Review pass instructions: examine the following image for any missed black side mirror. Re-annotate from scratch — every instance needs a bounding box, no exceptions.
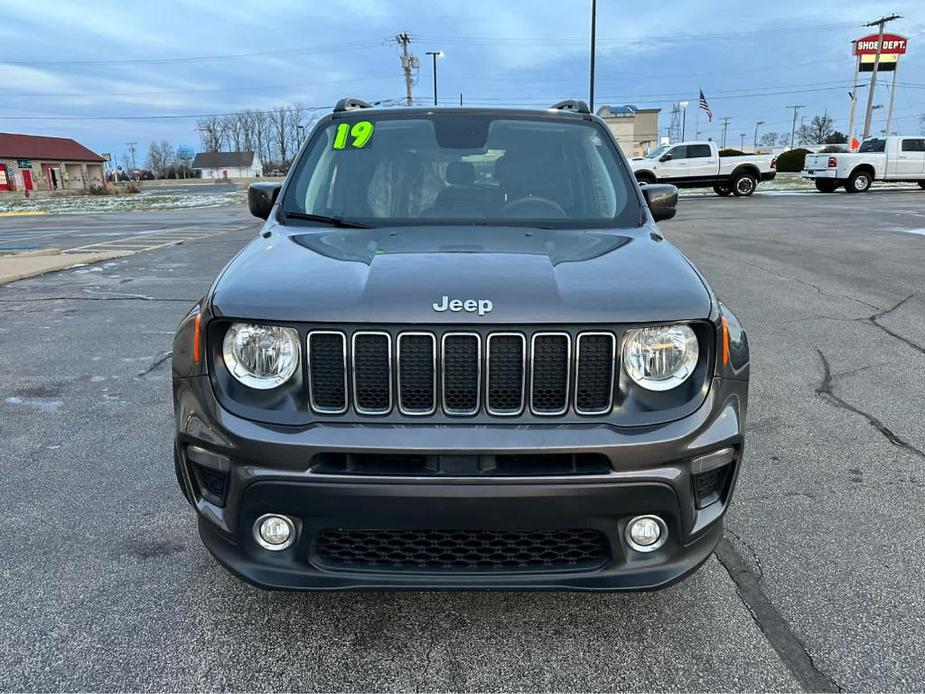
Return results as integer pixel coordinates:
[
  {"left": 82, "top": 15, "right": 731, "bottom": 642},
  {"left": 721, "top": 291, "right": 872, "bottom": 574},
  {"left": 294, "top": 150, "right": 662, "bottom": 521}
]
[
  {"left": 659, "top": 153, "right": 672, "bottom": 162},
  {"left": 248, "top": 182, "right": 282, "bottom": 220},
  {"left": 642, "top": 183, "right": 678, "bottom": 222}
]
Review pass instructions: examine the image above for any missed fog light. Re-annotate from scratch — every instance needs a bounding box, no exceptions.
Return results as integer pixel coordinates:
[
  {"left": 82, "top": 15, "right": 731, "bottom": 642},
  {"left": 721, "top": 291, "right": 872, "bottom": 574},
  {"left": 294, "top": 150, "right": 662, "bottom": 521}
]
[
  {"left": 254, "top": 514, "right": 296, "bottom": 551},
  {"left": 625, "top": 515, "right": 667, "bottom": 552}
]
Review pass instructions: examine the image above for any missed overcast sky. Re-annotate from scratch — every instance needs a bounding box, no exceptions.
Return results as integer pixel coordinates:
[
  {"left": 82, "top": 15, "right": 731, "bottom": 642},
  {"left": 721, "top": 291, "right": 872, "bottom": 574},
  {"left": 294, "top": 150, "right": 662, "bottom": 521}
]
[{"left": 0, "top": 0, "right": 922, "bottom": 161}]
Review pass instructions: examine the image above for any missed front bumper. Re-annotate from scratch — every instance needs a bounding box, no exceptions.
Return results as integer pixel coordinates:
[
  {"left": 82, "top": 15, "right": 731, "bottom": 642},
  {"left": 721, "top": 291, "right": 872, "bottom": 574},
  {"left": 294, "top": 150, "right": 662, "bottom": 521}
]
[{"left": 175, "top": 375, "right": 747, "bottom": 591}]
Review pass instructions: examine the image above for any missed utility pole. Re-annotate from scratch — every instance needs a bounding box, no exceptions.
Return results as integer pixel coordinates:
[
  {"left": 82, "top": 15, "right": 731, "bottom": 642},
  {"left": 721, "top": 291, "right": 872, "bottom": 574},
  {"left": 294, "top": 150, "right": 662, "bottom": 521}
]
[
  {"left": 396, "top": 32, "right": 415, "bottom": 107},
  {"left": 753, "top": 121, "right": 765, "bottom": 150},
  {"left": 125, "top": 142, "right": 137, "bottom": 170},
  {"left": 739, "top": 133, "right": 746, "bottom": 150},
  {"left": 679, "top": 101, "right": 688, "bottom": 141},
  {"left": 589, "top": 0, "right": 597, "bottom": 111},
  {"left": 719, "top": 117, "right": 731, "bottom": 149},
  {"left": 786, "top": 105, "right": 803, "bottom": 149},
  {"left": 862, "top": 14, "right": 902, "bottom": 139},
  {"left": 425, "top": 51, "right": 443, "bottom": 106}
]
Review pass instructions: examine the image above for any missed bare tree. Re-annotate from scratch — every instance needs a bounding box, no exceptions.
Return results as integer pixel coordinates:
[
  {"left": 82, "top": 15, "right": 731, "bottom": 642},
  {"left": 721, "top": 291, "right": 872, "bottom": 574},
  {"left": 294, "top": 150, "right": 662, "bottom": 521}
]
[
  {"left": 197, "top": 116, "right": 227, "bottom": 152},
  {"left": 758, "top": 132, "right": 779, "bottom": 147},
  {"left": 145, "top": 140, "right": 174, "bottom": 178},
  {"left": 224, "top": 113, "right": 248, "bottom": 152},
  {"left": 251, "top": 110, "right": 273, "bottom": 172},
  {"left": 270, "top": 106, "right": 290, "bottom": 163},
  {"left": 797, "top": 114, "right": 835, "bottom": 145}
]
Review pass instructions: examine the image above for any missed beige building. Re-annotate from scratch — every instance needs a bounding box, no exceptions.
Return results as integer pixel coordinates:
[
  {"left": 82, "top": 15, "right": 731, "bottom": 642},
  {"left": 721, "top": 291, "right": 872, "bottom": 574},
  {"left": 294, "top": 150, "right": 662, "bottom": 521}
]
[
  {"left": 0, "top": 133, "right": 106, "bottom": 193},
  {"left": 596, "top": 106, "right": 661, "bottom": 158}
]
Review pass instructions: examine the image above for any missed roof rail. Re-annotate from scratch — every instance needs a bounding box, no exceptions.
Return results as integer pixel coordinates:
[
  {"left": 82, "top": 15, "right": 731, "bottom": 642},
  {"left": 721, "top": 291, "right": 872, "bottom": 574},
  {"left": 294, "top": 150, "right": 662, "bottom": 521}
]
[
  {"left": 550, "top": 99, "right": 591, "bottom": 115},
  {"left": 333, "top": 97, "right": 374, "bottom": 113}
]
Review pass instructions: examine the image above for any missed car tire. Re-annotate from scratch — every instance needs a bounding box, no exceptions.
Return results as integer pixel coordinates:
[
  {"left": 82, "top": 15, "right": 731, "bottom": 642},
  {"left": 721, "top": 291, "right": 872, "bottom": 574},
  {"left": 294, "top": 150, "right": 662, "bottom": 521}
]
[
  {"left": 845, "top": 170, "right": 872, "bottom": 193},
  {"left": 731, "top": 172, "right": 757, "bottom": 196},
  {"left": 713, "top": 183, "right": 732, "bottom": 197},
  {"left": 815, "top": 179, "right": 838, "bottom": 193}
]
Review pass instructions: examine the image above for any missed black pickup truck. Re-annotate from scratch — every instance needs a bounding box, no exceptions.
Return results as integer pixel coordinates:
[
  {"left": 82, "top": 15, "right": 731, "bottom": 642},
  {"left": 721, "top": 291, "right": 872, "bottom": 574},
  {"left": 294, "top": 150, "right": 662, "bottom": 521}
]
[{"left": 172, "top": 99, "right": 750, "bottom": 591}]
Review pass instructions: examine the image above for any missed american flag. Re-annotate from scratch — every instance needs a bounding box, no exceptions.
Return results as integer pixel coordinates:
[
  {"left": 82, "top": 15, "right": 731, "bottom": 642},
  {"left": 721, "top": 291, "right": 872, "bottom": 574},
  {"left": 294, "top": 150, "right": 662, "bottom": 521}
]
[{"left": 699, "top": 90, "right": 713, "bottom": 122}]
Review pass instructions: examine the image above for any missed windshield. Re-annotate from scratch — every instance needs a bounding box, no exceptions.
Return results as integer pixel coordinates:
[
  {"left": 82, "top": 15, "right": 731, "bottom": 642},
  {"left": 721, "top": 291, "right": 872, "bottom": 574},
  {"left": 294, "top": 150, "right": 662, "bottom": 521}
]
[
  {"left": 282, "top": 113, "right": 641, "bottom": 228},
  {"left": 644, "top": 145, "right": 670, "bottom": 159}
]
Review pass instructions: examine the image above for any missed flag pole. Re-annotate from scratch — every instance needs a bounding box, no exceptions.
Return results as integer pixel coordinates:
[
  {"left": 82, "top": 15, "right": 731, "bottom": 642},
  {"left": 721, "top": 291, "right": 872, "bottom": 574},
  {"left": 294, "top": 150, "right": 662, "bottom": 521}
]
[{"left": 694, "top": 87, "right": 700, "bottom": 141}]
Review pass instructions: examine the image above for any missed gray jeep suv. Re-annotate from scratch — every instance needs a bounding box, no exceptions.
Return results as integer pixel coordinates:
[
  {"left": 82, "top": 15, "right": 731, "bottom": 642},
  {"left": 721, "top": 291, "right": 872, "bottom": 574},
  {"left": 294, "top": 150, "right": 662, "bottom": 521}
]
[{"left": 172, "top": 98, "right": 750, "bottom": 591}]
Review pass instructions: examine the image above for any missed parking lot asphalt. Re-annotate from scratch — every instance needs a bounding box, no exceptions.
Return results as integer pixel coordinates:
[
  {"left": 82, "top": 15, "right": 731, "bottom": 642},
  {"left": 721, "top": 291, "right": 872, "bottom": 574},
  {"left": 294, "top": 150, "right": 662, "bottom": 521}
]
[
  {"left": 1, "top": 189, "right": 924, "bottom": 691},
  {"left": 0, "top": 204, "right": 254, "bottom": 252}
]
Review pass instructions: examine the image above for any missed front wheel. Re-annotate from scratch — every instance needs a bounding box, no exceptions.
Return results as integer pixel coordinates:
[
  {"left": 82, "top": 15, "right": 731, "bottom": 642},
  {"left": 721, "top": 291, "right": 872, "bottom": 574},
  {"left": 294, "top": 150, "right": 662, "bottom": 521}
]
[
  {"left": 713, "top": 183, "right": 732, "bottom": 197},
  {"left": 815, "top": 179, "right": 838, "bottom": 193},
  {"left": 845, "top": 170, "right": 872, "bottom": 193},
  {"left": 731, "top": 172, "right": 758, "bottom": 196}
]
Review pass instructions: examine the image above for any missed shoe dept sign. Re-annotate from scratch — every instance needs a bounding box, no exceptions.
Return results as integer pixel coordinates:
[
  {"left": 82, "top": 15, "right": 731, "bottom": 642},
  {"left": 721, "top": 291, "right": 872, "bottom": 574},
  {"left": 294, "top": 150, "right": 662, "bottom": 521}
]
[{"left": 853, "top": 33, "right": 907, "bottom": 72}]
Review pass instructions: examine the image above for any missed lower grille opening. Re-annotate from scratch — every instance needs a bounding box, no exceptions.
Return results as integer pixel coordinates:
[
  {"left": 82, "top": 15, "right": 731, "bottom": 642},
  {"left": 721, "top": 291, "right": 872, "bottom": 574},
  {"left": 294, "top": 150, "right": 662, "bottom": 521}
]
[
  {"left": 190, "top": 463, "right": 228, "bottom": 506},
  {"left": 311, "top": 452, "right": 611, "bottom": 476},
  {"left": 693, "top": 464, "right": 732, "bottom": 509},
  {"left": 313, "top": 528, "right": 610, "bottom": 573}
]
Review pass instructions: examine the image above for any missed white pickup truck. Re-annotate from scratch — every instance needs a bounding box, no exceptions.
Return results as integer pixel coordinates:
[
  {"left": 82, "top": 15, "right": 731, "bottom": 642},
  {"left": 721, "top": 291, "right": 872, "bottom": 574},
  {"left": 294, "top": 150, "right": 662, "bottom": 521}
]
[
  {"left": 802, "top": 136, "right": 925, "bottom": 193},
  {"left": 630, "top": 141, "right": 777, "bottom": 197}
]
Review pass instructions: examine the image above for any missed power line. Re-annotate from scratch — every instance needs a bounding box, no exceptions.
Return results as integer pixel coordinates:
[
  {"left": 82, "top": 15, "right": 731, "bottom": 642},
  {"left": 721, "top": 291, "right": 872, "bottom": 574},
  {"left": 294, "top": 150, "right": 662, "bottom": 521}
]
[
  {"left": 1, "top": 39, "right": 386, "bottom": 66},
  {"left": 0, "top": 100, "right": 406, "bottom": 122},
  {"left": 413, "top": 21, "right": 860, "bottom": 46}
]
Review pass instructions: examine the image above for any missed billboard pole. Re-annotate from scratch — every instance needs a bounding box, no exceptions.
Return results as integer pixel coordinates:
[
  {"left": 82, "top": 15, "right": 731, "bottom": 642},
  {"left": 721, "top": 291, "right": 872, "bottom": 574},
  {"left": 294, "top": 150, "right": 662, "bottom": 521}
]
[
  {"left": 885, "top": 61, "right": 899, "bottom": 136},
  {"left": 846, "top": 42, "right": 860, "bottom": 148},
  {"left": 862, "top": 15, "right": 902, "bottom": 140}
]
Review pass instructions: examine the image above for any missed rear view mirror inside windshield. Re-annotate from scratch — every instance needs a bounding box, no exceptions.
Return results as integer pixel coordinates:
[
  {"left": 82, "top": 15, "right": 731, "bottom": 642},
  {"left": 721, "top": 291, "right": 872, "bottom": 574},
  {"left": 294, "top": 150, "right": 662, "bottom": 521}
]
[{"left": 434, "top": 117, "right": 490, "bottom": 150}]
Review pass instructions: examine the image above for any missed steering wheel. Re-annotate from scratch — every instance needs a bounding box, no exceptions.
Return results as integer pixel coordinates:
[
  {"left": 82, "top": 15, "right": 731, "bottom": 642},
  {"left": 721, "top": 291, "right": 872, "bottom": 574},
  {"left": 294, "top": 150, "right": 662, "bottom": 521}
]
[{"left": 499, "top": 196, "right": 566, "bottom": 219}]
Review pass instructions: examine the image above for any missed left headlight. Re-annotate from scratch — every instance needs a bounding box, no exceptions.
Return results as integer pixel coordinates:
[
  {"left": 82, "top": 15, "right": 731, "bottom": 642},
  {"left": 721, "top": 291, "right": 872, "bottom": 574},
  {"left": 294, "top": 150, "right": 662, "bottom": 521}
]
[
  {"left": 222, "top": 323, "right": 300, "bottom": 390},
  {"left": 622, "top": 324, "right": 699, "bottom": 391}
]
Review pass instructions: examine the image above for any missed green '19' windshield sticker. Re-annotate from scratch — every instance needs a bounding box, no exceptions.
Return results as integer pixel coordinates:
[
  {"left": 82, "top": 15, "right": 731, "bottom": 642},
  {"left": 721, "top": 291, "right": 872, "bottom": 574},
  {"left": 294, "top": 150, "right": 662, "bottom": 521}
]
[{"left": 332, "top": 121, "right": 374, "bottom": 150}]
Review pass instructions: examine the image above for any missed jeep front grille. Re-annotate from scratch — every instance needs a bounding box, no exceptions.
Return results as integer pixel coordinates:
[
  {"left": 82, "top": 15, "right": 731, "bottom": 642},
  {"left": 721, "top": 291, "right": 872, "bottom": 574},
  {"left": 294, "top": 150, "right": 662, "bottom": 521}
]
[{"left": 306, "top": 329, "right": 616, "bottom": 417}]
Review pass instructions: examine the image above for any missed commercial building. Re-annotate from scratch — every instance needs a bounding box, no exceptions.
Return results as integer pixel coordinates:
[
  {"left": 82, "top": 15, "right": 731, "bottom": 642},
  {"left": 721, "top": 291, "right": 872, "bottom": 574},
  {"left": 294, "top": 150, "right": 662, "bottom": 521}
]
[
  {"left": 595, "top": 105, "right": 661, "bottom": 158},
  {"left": 0, "top": 133, "right": 106, "bottom": 193},
  {"left": 192, "top": 151, "right": 262, "bottom": 179}
]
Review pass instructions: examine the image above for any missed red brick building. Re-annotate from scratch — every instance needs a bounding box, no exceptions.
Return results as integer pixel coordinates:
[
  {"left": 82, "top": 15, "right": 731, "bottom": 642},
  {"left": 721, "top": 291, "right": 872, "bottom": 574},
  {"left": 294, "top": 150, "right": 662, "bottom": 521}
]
[{"left": 0, "top": 133, "right": 106, "bottom": 193}]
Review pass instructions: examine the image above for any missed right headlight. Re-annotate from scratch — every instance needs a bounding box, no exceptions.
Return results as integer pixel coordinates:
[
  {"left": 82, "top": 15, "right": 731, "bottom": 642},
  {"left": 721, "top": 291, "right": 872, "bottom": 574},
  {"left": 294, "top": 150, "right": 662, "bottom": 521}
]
[
  {"left": 622, "top": 324, "right": 699, "bottom": 391},
  {"left": 222, "top": 323, "right": 300, "bottom": 390}
]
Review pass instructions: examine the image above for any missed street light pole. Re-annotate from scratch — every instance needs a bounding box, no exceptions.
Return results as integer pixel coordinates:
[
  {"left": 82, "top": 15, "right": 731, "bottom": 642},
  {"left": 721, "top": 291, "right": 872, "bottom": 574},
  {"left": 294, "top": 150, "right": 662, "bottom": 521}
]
[
  {"left": 425, "top": 51, "right": 444, "bottom": 107},
  {"left": 753, "top": 121, "right": 765, "bottom": 151}
]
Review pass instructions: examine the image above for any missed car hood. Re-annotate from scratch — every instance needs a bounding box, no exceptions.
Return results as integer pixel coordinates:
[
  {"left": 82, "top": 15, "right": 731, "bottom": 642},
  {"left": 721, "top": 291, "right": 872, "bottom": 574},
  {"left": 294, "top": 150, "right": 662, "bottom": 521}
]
[{"left": 210, "top": 225, "right": 713, "bottom": 324}]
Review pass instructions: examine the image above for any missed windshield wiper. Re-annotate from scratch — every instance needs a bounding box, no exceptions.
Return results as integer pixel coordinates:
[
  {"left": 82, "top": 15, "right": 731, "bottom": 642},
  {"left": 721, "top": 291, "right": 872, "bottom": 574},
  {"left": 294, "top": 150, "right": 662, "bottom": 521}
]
[{"left": 282, "top": 211, "right": 371, "bottom": 228}]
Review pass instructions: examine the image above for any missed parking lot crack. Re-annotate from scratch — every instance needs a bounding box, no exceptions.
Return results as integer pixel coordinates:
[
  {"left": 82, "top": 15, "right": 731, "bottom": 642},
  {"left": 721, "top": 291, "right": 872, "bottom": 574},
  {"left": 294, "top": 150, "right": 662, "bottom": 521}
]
[
  {"left": 136, "top": 351, "right": 172, "bottom": 378},
  {"left": 715, "top": 538, "right": 842, "bottom": 692},
  {"left": 0, "top": 295, "right": 194, "bottom": 303},
  {"left": 743, "top": 261, "right": 882, "bottom": 311},
  {"left": 815, "top": 349, "right": 925, "bottom": 460},
  {"left": 724, "top": 527, "right": 763, "bottom": 579},
  {"left": 866, "top": 295, "right": 925, "bottom": 357}
]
